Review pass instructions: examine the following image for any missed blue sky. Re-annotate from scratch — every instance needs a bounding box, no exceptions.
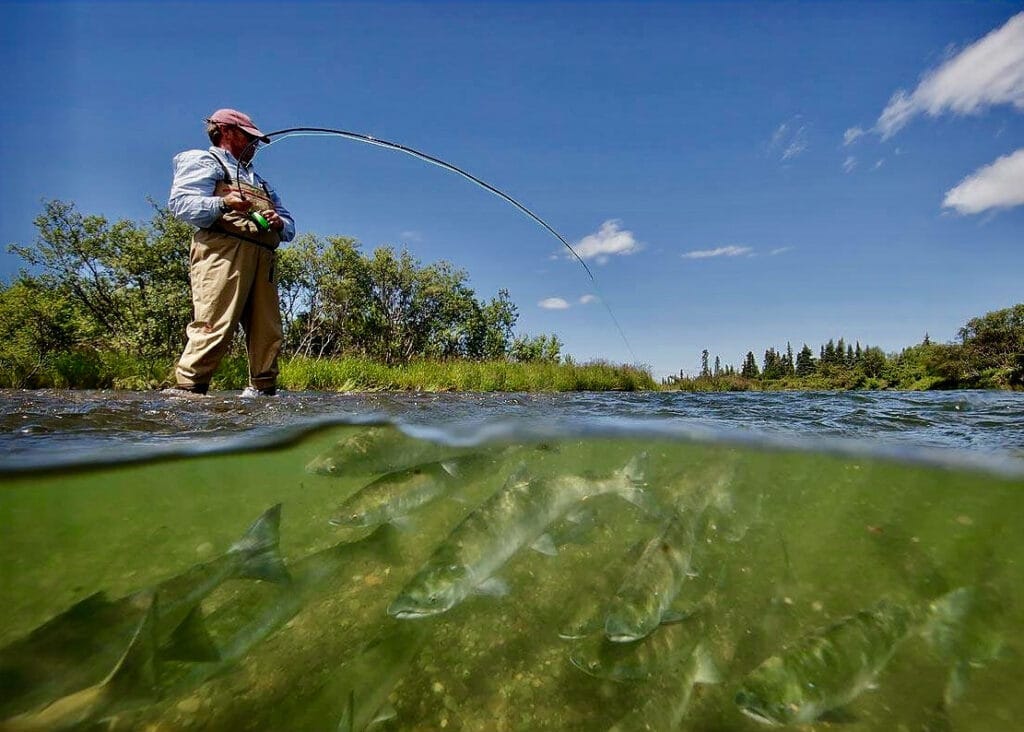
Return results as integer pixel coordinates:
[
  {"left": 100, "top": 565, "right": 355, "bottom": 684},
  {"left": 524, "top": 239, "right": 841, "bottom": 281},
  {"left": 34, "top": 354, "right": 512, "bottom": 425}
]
[{"left": 1, "top": 1, "right": 1022, "bottom": 379}]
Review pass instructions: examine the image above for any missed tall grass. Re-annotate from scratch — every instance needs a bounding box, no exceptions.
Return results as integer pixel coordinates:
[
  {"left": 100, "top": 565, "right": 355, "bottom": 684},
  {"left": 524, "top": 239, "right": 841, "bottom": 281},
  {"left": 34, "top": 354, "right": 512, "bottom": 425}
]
[
  {"left": 0, "top": 350, "right": 656, "bottom": 392},
  {"left": 277, "top": 356, "right": 656, "bottom": 392}
]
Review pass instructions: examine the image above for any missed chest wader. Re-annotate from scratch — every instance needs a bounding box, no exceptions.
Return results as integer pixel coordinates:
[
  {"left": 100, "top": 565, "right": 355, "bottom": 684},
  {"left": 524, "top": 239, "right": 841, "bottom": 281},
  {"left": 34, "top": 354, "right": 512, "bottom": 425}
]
[{"left": 174, "top": 156, "right": 284, "bottom": 392}]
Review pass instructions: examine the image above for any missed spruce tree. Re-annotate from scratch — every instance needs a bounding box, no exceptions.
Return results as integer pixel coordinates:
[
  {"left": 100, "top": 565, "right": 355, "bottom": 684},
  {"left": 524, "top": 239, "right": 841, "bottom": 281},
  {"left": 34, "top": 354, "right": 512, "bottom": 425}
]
[
  {"left": 796, "top": 344, "right": 816, "bottom": 376},
  {"left": 741, "top": 351, "right": 760, "bottom": 379}
]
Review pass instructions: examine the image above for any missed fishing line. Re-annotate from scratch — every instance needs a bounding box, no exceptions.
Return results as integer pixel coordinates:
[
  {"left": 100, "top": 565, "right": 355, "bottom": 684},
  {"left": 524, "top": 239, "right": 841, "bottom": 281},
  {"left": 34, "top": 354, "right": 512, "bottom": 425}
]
[{"left": 236, "top": 127, "right": 638, "bottom": 363}]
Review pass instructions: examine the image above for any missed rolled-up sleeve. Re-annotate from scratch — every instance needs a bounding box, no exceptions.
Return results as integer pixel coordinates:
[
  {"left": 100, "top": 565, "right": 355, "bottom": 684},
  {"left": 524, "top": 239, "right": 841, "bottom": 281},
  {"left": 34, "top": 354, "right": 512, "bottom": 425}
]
[{"left": 168, "top": 151, "right": 225, "bottom": 229}]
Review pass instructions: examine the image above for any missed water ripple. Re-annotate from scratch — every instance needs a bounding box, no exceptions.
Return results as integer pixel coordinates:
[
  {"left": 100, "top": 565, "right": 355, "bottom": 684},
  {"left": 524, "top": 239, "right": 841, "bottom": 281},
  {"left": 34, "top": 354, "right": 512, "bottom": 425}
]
[{"left": 0, "top": 389, "right": 1022, "bottom": 475}]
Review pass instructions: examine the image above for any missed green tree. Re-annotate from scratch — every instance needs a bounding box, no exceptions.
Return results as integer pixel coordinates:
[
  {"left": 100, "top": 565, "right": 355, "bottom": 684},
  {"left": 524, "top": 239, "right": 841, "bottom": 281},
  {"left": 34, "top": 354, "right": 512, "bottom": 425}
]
[
  {"left": 860, "top": 346, "right": 887, "bottom": 378},
  {"left": 0, "top": 278, "right": 80, "bottom": 386},
  {"left": 763, "top": 347, "right": 787, "bottom": 380},
  {"left": 957, "top": 304, "right": 1024, "bottom": 385},
  {"left": 822, "top": 340, "right": 836, "bottom": 365},
  {"left": 510, "top": 333, "right": 562, "bottom": 363},
  {"left": 277, "top": 234, "right": 372, "bottom": 358},
  {"left": 277, "top": 236, "right": 525, "bottom": 364},
  {"left": 741, "top": 351, "right": 760, "bottom": 379},
  {"left": 477, "top": 289, "right": 518, "bottom": 360},
  {"left": 7, "top": 200, "right": 192, "bottom": 359},
  {"left": 795, "top": 343, "right": 816, "bottom": 376}
]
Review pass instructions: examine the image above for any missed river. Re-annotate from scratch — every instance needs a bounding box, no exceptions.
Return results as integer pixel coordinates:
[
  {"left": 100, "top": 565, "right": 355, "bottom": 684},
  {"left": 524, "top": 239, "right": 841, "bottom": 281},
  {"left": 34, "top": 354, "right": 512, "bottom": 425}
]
[{"left": 0, "top": 388, "right": 1022, "bottom": 730}]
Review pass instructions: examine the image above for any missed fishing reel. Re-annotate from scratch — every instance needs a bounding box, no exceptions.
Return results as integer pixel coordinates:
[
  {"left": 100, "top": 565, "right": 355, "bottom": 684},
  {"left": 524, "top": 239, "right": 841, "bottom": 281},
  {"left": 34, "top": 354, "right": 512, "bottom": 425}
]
[{"left": 249, "top": 211, "right": 271, "bottom": 231}]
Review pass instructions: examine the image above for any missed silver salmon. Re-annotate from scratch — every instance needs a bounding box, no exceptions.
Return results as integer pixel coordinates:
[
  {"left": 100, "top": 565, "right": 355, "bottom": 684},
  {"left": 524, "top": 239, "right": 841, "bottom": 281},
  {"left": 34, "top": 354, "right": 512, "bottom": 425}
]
[{"left": 387, "top": 454, "right": 650, "bottom": 619}]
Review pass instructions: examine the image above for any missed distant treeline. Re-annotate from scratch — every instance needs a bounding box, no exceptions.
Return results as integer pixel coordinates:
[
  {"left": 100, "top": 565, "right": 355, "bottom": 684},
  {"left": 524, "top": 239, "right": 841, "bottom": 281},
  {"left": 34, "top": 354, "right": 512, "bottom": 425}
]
[
  {"left": 0, "top": 200, "right": 653, "bottom": 391},
  {"left": 665, "top": 305, "right": 1024, "bottom": 391}
]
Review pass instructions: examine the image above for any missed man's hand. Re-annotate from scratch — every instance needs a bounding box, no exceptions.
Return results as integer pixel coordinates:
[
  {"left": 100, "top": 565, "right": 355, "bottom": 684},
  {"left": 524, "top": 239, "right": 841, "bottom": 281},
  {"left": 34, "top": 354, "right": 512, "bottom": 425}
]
[
  {"left": 260, "top": 209, "right": 285, "bottom": 232},
  {"left": 221, "top": 189, "right": 252, "bottom": 213}
]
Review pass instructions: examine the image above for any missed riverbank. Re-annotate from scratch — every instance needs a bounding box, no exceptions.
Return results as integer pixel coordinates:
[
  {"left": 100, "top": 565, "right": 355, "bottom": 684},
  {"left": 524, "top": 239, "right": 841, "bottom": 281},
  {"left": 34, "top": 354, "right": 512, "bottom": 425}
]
[
  {"left": 0, "top": 351, "right": 656, "bottom": 392},
  {"left": 666, "top": 371, "right": 1022, "bottom": 392}
]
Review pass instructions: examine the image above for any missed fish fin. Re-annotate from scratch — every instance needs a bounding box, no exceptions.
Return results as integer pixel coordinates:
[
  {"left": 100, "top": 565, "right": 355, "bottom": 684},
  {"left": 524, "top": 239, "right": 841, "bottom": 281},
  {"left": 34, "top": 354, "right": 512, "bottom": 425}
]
[
  {"left": 474, "top": 577, "right": 510, "bottom": 598},
  {"left": 337, "top": 689, "right": 355, "bottom": 732},
  {"left": 230, "top": 503, "right": 292, "bottom": 584},
  {"left": 618, "top": 484, "right": 662, "bottom": 516},
  {"left": 617, "top": 451, "right": 648, "bottom": 485},
  {"left": 660, "top": 609, "right": 690, "bottom": 625},
  {"left": 62, "top": 590, "right": 113, "bottom": 620},
  {"left": 103, "top": 591, "right": 160, "bottom": 699},
  {"left": 565, "top": 506, "right": 594, "bottom": 525},
  {"left": 440, "top": 460, "right": 460, "bottom": 478},
  {"left": 818, "top": 707, "right": 859, "bottom": 724},
  {"left": 944, "top": 661, "right": 970, "bottom": 707},
  {"left": 530, "top": 534, "right": 559, "bottom": 557},
  {"left": 162, "top": 605, "right": 220, "bottom": 662},
  {"left": 558, "top": 619, "right": 602, "bottom": 641},
  {"left": 368, "top": 702, "right": 398, "bottom": 727},
  {"left": 391, "top": 514, "right": 416, "bottom": 532},
  {"left": 502, "top": 461, "right": 530, "bottom": 488},
  {"left": 692, "top": 642, "right": 722, "bottom": 685}
]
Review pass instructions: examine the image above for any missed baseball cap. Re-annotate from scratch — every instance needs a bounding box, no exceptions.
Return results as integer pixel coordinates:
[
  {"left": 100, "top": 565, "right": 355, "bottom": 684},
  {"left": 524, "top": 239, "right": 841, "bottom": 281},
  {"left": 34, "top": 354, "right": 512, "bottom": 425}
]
[{"left": 207, "top": 109, "right": 270, "bottom": 143}]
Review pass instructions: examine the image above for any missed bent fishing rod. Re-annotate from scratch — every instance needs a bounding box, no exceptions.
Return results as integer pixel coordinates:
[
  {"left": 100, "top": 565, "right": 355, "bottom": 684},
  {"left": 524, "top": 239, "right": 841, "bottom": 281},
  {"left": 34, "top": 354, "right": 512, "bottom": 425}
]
[{"left": 235, "top": 126, "right": 637, "bottom": 363}]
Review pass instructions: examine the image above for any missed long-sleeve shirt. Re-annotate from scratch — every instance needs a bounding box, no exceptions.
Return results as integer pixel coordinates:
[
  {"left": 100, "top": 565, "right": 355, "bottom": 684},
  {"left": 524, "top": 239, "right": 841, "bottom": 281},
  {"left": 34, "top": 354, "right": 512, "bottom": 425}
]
[{"left": 168, "top": 146, "right": 296, "bottom": 243}]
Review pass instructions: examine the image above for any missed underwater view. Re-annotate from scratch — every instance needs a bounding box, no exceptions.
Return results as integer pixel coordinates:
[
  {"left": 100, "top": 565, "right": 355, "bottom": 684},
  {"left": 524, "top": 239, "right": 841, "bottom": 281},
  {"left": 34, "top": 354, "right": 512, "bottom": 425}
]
[{"left": 1, "top": 390, "right": 1023, "bottom": 731}]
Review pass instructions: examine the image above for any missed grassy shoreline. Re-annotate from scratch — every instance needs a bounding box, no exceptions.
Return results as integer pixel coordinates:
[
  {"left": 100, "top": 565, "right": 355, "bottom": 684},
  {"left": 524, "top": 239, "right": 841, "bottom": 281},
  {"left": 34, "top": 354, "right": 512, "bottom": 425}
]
[
  {"left": 0, "top": 351, "right": 657, "bottom": 392},
  {"left": 666, "top": 372, "right": 1022, "bottom": 392}
]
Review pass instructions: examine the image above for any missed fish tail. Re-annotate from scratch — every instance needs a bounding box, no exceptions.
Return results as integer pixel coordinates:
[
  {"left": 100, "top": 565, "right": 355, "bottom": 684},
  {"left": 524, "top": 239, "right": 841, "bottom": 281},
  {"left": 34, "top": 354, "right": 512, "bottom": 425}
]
[
  {"left": 691, "top": 641, "right": 722, "bottom": 685},
  {"left": 337, "top": 689, "right": 355, "bottom": 732},
  {"left": 620, "top": 451, "right": 648, "bottom": 484},
  {"left": 163, "top": 605, "right": 221, "bottom": 662},
  {"left": 228, "top": 504, "right": 292, "bottom": 584},
  {"left": 614, "top": 453, "right": 662, "bottom": 515}
]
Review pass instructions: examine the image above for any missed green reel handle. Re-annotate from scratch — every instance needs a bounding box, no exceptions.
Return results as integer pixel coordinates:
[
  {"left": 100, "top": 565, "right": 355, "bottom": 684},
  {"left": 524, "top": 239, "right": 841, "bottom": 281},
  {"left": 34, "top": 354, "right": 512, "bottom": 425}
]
[{"left": 249, "top": 211, "right": 271, "bottom": 231}]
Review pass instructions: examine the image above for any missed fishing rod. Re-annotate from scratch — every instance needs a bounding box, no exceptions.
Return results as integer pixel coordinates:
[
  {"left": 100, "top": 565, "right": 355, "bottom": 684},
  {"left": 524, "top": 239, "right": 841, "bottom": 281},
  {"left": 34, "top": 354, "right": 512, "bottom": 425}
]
[{"left": 235, "top": 126, "right": 638, "bottom": 363}]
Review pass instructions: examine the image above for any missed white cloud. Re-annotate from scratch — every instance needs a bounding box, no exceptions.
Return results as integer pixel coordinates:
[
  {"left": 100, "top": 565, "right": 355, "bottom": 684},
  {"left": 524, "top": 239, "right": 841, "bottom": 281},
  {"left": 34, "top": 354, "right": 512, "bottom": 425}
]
[
  {"left": 874, "top": 159, "right": 886, "bottom": 170},
  {"left": 783, "top": 139, "right": 807, "bottom": 160},
  {"left": 579, "top": 294, "right": 598, "bottom": 305},
  {"left": 768, "top": 117, "right": 809, "bottom": 161},
  {"left": 876, "top": 12, "right": 1024, "bottom": 138},
  {"left": 399, "top": 230, "right": 422, "bottom": 242},
  {"left": 682, "top": 245, "right": 753, "bottom": 260},
  {"left": 538, "top": 297, "right": 570, "bottom": 310},
  {"left": 942, "top": 148, "right": 1024, "bottom": 214},
  {"left": 572, "top": 219, "right": 641, "bottom": 264},
  {"left": 770, "top": 246, "right": 794, "bottom": 256},
  {"left": 843, "top": 127, "right": 865, "bottom": 146},
  {"left": 843, "top": 155, "right": 858, "bottom": 174}
]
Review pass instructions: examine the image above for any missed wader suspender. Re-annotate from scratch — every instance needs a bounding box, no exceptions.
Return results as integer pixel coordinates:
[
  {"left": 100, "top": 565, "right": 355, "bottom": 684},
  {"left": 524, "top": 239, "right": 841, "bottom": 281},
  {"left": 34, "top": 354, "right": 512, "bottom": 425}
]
[{"left": 205, "top": 152, "right": 279, "bottom": 252}]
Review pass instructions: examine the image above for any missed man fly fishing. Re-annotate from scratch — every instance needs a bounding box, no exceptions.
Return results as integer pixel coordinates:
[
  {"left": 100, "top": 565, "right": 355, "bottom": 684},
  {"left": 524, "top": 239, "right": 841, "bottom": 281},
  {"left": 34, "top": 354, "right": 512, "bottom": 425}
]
[{"left": 164, "top": 108, "right": 295, "bottom": 398}]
